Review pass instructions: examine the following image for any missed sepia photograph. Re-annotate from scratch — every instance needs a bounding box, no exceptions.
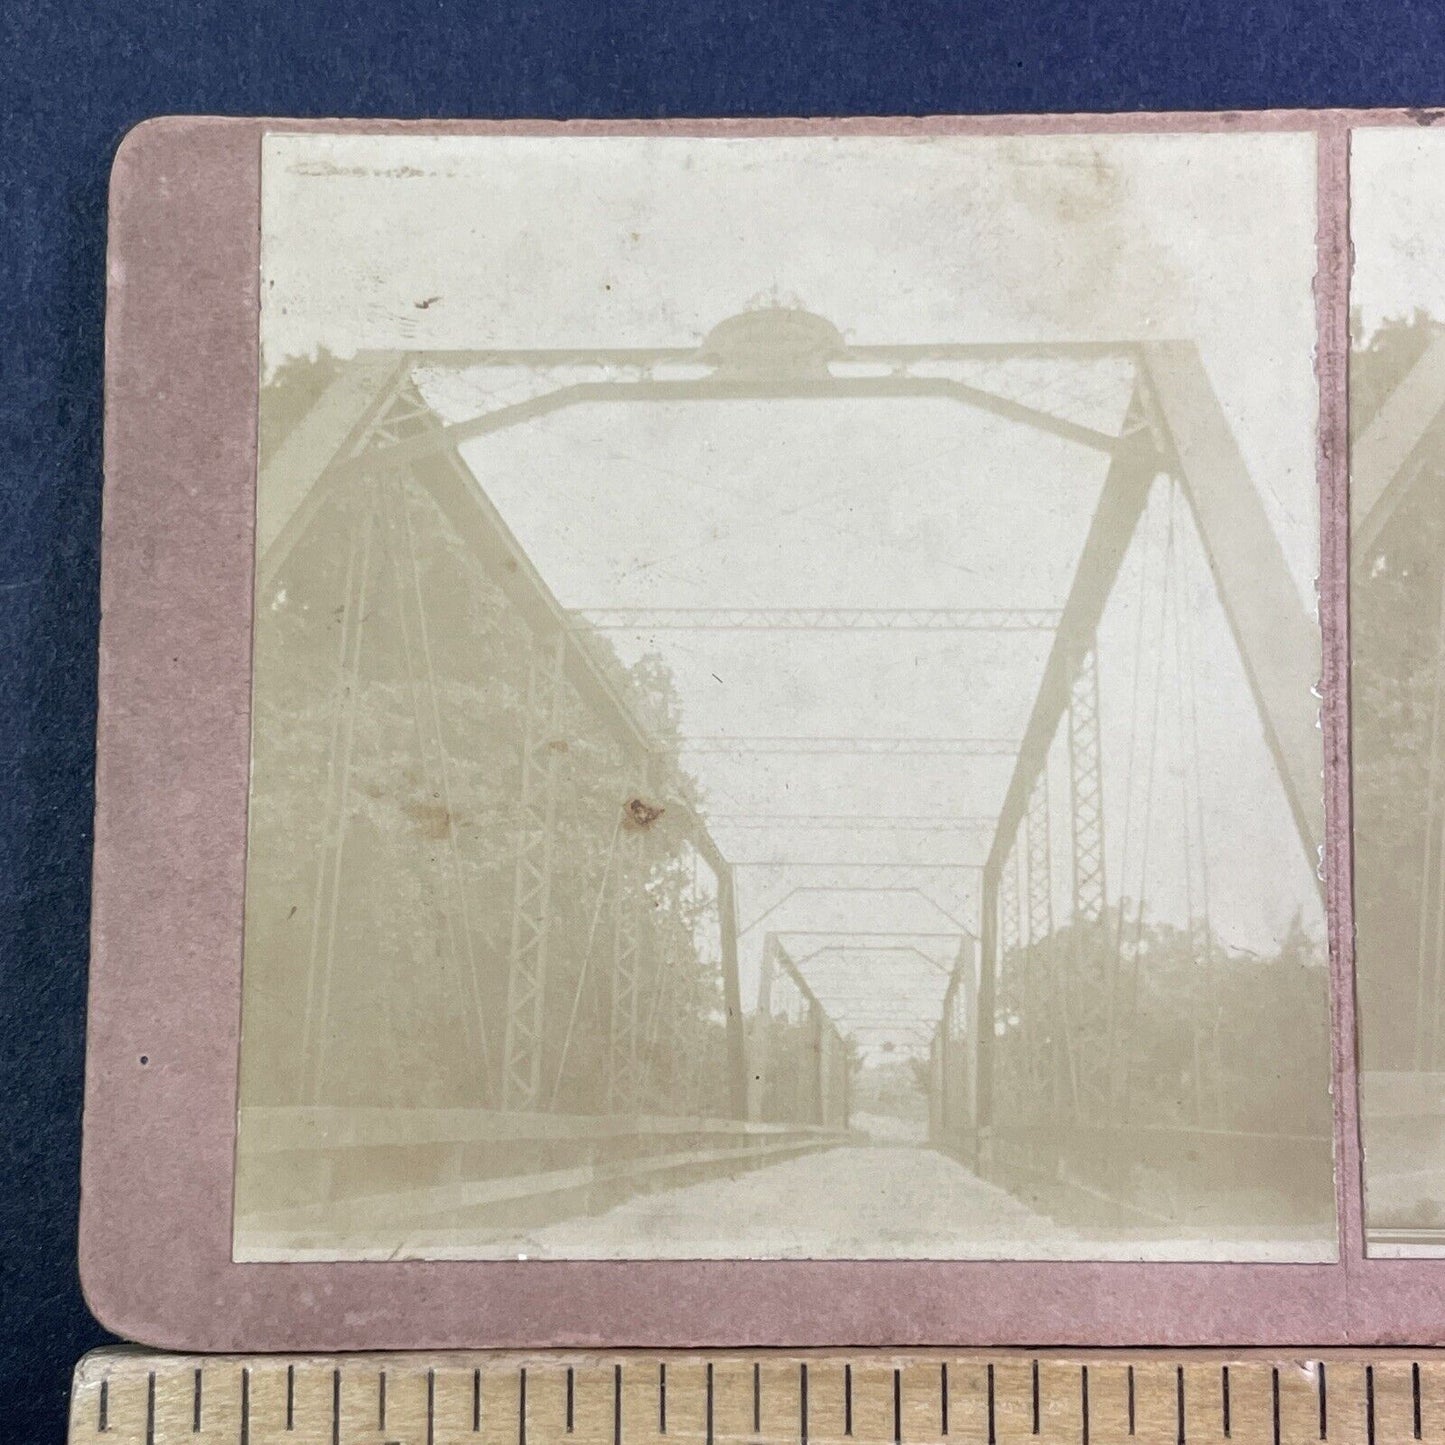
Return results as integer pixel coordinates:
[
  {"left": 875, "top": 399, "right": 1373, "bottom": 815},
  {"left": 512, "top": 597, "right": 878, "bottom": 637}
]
[
  {"left": 1350, "top": 128, "right": 1445, "bottom": 1256},
  {"left": 233, "top": 130, "right": 1334, "bottom": 1262}
]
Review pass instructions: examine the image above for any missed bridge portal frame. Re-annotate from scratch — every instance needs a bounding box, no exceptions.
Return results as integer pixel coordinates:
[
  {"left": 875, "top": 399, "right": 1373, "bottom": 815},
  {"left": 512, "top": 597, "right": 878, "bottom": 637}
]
[{"left": 259, "top": 310, "right": 1320, "bottom": 1140}]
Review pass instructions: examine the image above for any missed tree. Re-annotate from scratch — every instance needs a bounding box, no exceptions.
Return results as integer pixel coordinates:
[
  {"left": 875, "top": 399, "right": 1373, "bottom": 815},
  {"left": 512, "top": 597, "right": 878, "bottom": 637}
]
[
  {"left": 241, "top": 362, "right": 734, "bottom": 1118},
  {"left": 1351, "top": 313, "right": 1445, "bottom": 1069}
]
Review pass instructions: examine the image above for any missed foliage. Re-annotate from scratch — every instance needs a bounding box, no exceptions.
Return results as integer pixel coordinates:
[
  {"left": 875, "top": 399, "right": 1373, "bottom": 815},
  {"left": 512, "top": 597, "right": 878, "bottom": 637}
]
[
  {"left": 992, "top": 907, "right": 1331, "bottom": 1136},
  {"left": 258, "top": 348, "right": 344, "bottom": 471},
  {"left": 241, "top": 371, "right": 730, "bottom": 1116},
  {"left": 1351, "top": 314, "right": 1445, "bottom": 1069}
]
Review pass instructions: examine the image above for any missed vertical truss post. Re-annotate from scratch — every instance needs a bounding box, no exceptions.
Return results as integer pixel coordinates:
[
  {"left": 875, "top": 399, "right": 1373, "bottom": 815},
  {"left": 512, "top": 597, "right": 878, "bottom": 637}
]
[
  {"left": 665, "top": 971, "right": 695, "bottom": 1117},
  {"left": 980, "top": 404, "right": 1158, "bottom": 1144},
  {"left": 607, "top": 830, "right": 646, "bottom": 1114},
  {"left": 935, "top": 1009, "right": 950, "bottom": 1140},
  {"left": 991, "top": 843, "right": 1026, "bottom": 1132},
  {"left": 947, "top": 989, "right": 960, "bottom": 1139},
  {"left": 642, "top": 923, "right": 686, "bottom": 1116},
  {"left": 976, "top": 856, "right": 998, "bottom": 1138},
  {"left": 1420, "top": 571, "right": 1445, "bottom": 1071},
  {"left": 749, "top": 933, "right": 779, "bottom": 1121},
  {"left": 811, "top": 1004, "right": 827, "bottom": 1125},
  {"left": 1001, "top": 847, "right": 1028, "bottom": 1128},
  {"left": 1000, "top": 844, "right": 1022, "bottom": 956},
  {"left": 1000, "top": 844, "right": 1023, "bottom": 1126},
  {"left": 1068, "top": 644, "right": 1107, "bottom": 923},
  {"left": 1025, "top": 768, "right": 1059, "bottom": 1112},
  {"left": 501, "top": 630, "right": 567, "bottom": 1111},
  {"left": 948, "top": 973, "right": 970, "bottom": 1148},
  {"left": 303, "top": 502, "right": 376, "bottom": 1103},
  {"left": 379, "top": 472, "right": 491, "bottom": 1100},
  {"left": 797, "top": 1002, "right": 814, "bottom": 1125},
  {"left": 1068, "top": 642, "right": 1110, "bottom": 1122},
  {"left": 717, "top": 863, "right": 749, "bottom": 1120},
  {"left": 814, "top": 1011, "right": 830, "bottom": 1126}
]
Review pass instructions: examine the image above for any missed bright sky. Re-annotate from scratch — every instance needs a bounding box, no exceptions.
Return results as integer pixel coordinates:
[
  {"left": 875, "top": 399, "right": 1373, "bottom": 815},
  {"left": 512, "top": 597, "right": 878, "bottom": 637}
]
[
  {"left": 1352, "top": 128, "right": 1445, "bottom": 338},
  {"left": 262, "top": 132, "right": 1320, "bottom": 606},
  {"left": 262, "top": 132, "right": 1328, "bottom": 1051}
]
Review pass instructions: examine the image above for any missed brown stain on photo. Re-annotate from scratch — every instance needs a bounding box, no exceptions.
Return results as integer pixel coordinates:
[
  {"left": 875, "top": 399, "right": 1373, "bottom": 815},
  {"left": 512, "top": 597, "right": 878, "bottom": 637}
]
[
  {"left": 623, "top": 797, "right": 665, "bottom": 831},
  {"left": 402, "top": 799, "right": 453, "bottom": 839}
]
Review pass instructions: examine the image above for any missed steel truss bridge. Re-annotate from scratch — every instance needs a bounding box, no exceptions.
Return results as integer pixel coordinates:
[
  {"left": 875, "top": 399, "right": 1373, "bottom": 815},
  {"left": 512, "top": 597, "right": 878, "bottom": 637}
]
[{"left": 232, "top": 306, "right": 1331, "bottom": 1257}]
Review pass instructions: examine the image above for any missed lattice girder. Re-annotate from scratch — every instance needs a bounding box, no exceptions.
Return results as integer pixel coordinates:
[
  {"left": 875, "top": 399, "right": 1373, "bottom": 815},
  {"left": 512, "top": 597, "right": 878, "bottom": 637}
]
[
  {"left": 1066, "top": 642, "right": 1112, "bottom": 1124},
  {"left": 607, "top": 832, "right": 648, "bottom": 1113},
  {"left": 501, "top": 631, "right": 568, "bottom": 1110}
]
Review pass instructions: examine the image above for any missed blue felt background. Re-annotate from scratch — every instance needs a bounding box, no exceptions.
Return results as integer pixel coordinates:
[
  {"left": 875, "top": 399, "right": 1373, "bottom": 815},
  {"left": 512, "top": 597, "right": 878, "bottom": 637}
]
[{"left": 2, "top": 1, "right": 1442, "bottom": 1438}]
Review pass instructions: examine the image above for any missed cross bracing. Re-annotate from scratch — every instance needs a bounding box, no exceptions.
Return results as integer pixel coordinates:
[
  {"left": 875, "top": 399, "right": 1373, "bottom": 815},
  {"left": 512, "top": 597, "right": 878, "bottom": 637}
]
[
  {"left": 740, "top": 883, "right": 972, "bottom": 935},
  {"left": 790, "top": 943, "right": 958, "bottom": 972}
]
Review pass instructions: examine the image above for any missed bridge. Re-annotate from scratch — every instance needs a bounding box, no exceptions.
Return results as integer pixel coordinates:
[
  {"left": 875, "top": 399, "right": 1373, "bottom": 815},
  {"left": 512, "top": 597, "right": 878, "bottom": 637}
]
[{"left": 232, "top": 307, "right": 1333, "bottom": 1261}]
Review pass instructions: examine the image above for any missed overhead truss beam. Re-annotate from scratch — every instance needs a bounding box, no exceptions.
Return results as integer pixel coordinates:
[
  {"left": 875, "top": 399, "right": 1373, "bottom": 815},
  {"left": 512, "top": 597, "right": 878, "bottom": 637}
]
[
  {"left": 775, "top": 929, "right": 964, "bottom": 940},
  {"left": 329, "top": 371, "right": 1120, "bottom": 486}
]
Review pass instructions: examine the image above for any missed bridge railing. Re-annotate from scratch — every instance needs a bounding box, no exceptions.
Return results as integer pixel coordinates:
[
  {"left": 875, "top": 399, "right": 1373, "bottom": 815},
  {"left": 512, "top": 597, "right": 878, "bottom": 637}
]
[{"left": 234, "top": 1106, "right": 838, "bottom": 1259}]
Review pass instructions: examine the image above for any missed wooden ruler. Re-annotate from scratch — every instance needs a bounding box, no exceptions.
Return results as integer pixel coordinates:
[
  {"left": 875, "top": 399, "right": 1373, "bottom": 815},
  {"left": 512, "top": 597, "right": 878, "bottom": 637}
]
[{"left": 69, "top": 1351, "right": 1445, "bottom": 1445}]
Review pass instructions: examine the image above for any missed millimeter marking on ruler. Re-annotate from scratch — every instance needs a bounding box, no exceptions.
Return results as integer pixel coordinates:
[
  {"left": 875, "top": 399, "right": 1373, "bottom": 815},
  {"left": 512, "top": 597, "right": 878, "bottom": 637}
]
[{"left": 68, "top": 1351, "right": 1445, "bottom": 1445}]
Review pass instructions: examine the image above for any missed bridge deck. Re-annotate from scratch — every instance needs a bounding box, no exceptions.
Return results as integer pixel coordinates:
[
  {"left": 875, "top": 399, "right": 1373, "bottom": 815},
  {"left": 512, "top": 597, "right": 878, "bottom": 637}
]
[
  {"left": 474, "top": 1144, "right": 1332, "bottom": 1262},
  {"left": 239, "top": 1141, "right": 1336, "bottom": 1261}
]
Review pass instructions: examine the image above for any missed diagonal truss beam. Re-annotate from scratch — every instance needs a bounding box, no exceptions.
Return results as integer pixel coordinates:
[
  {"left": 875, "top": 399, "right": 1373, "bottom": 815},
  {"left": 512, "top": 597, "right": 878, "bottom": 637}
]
[
  {"left": 256, "top": 354, "right": 411, "bottom": 593},
  {"left": 1352, "top": 330, "right": 1445, "bottom": 558},
  {"left": 1143, "top": 341, "right": 1324, "bottom": 863}
]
